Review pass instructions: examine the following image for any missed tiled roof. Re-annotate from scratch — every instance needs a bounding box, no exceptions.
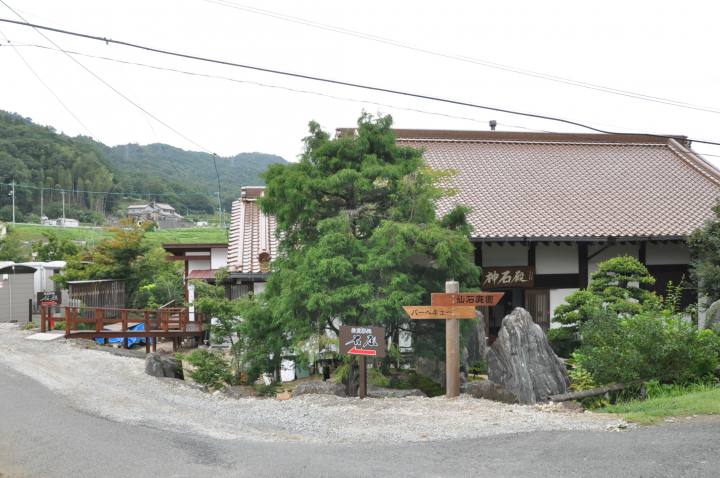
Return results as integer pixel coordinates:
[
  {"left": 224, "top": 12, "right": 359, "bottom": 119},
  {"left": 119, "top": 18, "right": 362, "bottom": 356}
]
[
  {"left": 227, "top": 187, "right": 278, "bottom": 274},
  {"left": 187, "top": 269, "right": 218, "bottom": 280},
  {"left": 392, "top": 131, "right": 720, "bottom": 240}
]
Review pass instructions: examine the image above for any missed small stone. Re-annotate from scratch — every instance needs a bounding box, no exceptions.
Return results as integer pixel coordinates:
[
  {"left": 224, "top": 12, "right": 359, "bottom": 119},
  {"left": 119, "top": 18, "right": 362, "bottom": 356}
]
[
  {"left": 366, "top": 385, "right": 426, "bottom": 398},
  {"left": 293, "top": 381, "right": 347, "bottom": 397},
  {"left": 461, "top": 379, "right": 519, "bottom": 404},
  {"left": 144, "top": 352, "right": 184, "bottom": 379},
  {"left": 276, "top": 391, "right": 291, "bottom": 400}
]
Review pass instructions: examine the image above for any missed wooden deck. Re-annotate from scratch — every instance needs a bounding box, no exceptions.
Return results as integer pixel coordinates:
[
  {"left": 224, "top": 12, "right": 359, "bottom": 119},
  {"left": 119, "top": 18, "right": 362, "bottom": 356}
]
[{"left": 40, "top": 306, "right": 207, "bottom": 352}]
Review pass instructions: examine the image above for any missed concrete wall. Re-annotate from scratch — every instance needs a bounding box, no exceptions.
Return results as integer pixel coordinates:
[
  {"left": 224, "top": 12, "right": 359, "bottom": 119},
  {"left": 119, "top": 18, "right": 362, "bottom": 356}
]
[{"left": 0, "top": 272, "right": 34, "bottom": 323}]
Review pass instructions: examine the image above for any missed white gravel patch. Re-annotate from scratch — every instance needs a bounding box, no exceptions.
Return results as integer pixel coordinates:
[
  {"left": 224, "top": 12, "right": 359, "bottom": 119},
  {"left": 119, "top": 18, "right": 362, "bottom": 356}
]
[{"left": 0, "top": 325, "right": 627, "bottom": 443}]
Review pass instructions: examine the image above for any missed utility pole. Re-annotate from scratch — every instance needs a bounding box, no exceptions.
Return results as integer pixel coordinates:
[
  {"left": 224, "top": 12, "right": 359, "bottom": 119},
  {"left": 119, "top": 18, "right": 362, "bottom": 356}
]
[
  {"left": 10, "top": 180, "right": 15, "bottom": 224},
  {"left": 40, "top": 187, "right": 43, "bottom": 220},
  {"left": 61, "top": 190, "right": 66, "bottom": 227}
]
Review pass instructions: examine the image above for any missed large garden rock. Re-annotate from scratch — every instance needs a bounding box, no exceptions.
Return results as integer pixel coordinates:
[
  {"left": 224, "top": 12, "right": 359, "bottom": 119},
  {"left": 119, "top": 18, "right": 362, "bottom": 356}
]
[
  {"left": 366, "top": 385, "right": 426, "bottom": 398},
  {"left": 461, "top": 379, "right": 518, "bottom": 404},
  {"left": 487, "top": 308, "right": 569, "bottom": 404},
  {"left": 293, "top": 381, "right": 347, "bottom": 397},
  {"left": 145, "top": 352, "right": 184, "bottom": 380}
]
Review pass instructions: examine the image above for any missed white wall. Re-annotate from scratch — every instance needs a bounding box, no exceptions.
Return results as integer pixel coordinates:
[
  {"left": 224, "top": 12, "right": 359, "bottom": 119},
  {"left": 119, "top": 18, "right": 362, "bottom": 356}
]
[
  {"left": 187, "top": 259, "right": 211, "bottom": 273},
  {"left": 253, "top": 282, "right": 266, "bottom": 295},
  {"left": 210, "top": 247, "right": 228, "bottom": 270},
  {"left": 587, "top": 244, "right": 639, "bottom": 281},
  {"left": 482, "top": 243, "right": 528, "bottom": 267},
  {"left": 646, "top": 243, "right": 690, "bottom": 265},
  {"left": 536, "top": 244, "right": 578, "bottom": 274},
  {"left": 549, "top": 288, "right": 579, "bottom": 327}
]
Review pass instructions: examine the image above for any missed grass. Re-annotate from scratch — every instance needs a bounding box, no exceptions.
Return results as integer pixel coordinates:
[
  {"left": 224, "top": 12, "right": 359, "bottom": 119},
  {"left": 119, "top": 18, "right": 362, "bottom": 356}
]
[
  {"left": 598, "top": 383, "right": 720, "bottom": 424},
  {"left": 11, "top": 223, "right": 227, "bottom": 246}
]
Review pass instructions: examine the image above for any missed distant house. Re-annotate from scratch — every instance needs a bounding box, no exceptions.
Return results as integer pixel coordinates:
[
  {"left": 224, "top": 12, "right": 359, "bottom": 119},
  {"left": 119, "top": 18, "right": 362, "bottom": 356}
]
[
  {"left": 163, "top": 242, "right": 229, "bottom": 300},
  {"left": 41, "top": 217, "right": 80, "bottom": 227},
  {"left": 126, "top": 201, "right": 190, "bottom": 229}
]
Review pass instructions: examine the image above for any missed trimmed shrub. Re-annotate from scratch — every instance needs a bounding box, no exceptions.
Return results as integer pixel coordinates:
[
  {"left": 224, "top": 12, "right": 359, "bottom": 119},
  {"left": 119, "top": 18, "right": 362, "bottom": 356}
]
[
  {"left": 574, "top": 313, "right": 720, "bottom": 385},
  {"left": 183, "top": 349, "right": 232, "bottom": 389}
]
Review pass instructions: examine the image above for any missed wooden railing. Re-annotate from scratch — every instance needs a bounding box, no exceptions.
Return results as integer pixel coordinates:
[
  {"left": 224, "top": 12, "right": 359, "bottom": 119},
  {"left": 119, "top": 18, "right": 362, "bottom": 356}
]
[{"left": 40, "top": 306, "right": 206, "bottom": 353}]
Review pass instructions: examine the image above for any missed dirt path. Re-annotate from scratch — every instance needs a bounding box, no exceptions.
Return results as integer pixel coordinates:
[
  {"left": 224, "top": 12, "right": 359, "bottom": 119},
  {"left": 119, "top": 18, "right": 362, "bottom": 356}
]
[{"left": 0, "top": 324, "right": 626, "bottom": 444}]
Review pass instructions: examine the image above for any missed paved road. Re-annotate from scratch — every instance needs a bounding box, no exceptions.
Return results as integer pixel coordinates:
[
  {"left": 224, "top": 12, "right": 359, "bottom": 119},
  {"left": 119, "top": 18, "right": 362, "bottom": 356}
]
[{"left": 1, "top": 364, "right": 719, "bottom": 478}]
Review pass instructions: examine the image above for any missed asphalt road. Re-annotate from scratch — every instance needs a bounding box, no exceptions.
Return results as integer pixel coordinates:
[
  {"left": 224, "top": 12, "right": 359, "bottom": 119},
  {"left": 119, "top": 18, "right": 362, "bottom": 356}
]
[{"left": 1, "top": 364, "right": 719, "bottom": 478}]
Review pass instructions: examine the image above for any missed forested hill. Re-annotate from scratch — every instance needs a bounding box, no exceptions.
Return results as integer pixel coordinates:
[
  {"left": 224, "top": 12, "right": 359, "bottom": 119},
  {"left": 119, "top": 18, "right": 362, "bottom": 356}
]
[
  {"left": 0, "top": 111, "right": 286, "bottom": 223},
  {"left": 103, "top": 143, "right": 285, "bottom": 210}
]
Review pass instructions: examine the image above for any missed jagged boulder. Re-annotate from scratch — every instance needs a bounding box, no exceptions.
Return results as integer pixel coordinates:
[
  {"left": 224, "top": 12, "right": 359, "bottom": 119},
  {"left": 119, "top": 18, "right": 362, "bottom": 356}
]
[
  {"left": 293, "top": 381, "right": 347, "bottom": 397},
  {"left": 145, "top": 352, "right": 184, "bottom": 380},
  {"left": 462, "top": 379, "right": 519, "bottom": 404},
  {"left": 487, "top": 308, "right": 570, "bottom": 404}
]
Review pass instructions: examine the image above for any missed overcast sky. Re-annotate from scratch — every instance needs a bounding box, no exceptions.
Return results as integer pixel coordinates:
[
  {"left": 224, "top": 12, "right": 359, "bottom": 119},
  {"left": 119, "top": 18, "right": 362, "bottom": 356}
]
[{"left": 1, "top": 0, "right": 719, "bottom": 169}]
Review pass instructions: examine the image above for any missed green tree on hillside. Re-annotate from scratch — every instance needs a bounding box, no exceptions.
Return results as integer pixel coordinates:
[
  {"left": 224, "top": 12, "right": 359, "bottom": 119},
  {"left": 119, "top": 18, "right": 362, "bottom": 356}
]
[{"left": 32, "top": 233, "right": 80, "bottom": 261}]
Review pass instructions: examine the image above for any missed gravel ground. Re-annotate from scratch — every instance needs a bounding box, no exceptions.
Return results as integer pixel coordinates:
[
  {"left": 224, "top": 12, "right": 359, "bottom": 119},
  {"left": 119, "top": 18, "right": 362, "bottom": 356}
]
[{"left": 0, "top": 324, "right": 627, "bottom": 444}]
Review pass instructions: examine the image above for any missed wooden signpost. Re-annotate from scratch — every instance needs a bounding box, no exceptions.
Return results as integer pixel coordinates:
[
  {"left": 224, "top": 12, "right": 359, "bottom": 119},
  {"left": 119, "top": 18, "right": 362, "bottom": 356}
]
[
  {"left": 339, "top": 325, "right": 386, "bottom": 399},
  {"left": 403, "top": 284, "right": 505, "bottom": 398}
]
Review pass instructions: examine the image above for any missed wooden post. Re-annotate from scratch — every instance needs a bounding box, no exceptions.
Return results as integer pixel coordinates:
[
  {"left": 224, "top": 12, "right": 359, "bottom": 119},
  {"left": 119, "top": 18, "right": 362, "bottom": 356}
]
[
  {"left": 445, "top": 280, "right": 460, "bottom": 398},
  {"left": 40, "top": 306, "right": 46, "bottom": 333},
  {"left": 358, "top": 356, "right": 367, "bottom": 399},
  {"left": 48, "top": 307, "right": 54, "bottom": 331},
  {"left": 144, "top": 311, "right": 150, "bottom": 354},
  {"left": 121, "top": 310, "right": 129, "bottom": 349},
  {"left": 95, "top": 308, "right": 104, "bottom": 333},
  {"left": 64, "top": 307, "right": 71, "bottom": 339}
]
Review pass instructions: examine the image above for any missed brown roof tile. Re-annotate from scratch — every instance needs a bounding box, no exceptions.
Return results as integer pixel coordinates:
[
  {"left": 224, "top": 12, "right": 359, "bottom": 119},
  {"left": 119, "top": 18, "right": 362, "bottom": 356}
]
[
  {"left": 393, "top": 131, "right": 720, "bottom": 240},
  {"left": 227, "top": 187, "right": 278, "bottom": 274}
]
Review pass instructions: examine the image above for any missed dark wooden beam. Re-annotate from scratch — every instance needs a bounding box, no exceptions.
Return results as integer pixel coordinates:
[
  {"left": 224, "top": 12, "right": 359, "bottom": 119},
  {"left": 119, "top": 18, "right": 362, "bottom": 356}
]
[
  {"left": 474, "top": 242, "right": 483, "bottom": 267},
  {"left": 639, "top": 242, "right": 647, "bottom": 265},
  {"left": 528, "top": 243, "right": 536, "bottom": 268},
  {"left": 578, "top": 243, "right": 589, "bottom": 289}
]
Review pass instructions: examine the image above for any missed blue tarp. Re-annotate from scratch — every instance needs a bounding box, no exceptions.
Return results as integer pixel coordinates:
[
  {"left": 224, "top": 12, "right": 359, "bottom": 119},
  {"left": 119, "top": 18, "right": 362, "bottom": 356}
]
[{"left": 95, "top": 322, "right": 146, "bottom": 347}]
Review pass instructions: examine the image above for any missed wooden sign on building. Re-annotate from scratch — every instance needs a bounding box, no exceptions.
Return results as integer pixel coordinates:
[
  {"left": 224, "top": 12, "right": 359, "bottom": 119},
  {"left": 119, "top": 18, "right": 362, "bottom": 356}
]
[{"left": 482, "top": 266, "right": 534, "bottom": 289}]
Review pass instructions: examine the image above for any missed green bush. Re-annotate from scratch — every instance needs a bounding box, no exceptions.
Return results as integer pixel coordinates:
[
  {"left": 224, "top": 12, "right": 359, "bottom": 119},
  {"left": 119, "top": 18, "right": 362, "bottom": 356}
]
[
  {"left": 368, "top": 367, "right": 390, "bottom": 387},
  {"left": 547, "top": 327, "right": 582, "bottom": 358},
  {"left": 183, "top": 349, "right": 232, "bottom": 389},
  {"left": 468, "top": 360, "right": 488, "bottom": 375},
  {"left": 575, "top": 313, "right": 720, "bottom": 385}
]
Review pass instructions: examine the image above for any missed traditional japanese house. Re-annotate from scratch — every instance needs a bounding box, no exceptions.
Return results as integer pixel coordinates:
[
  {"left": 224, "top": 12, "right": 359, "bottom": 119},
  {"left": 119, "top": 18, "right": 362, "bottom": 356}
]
[
  {"left": 337, "top": 128, "right": 720, "bottom": 336},
  {"left": 226, "top": 186, "right": 278, "bottom": 298},
  {"left": 163, "top": 243, "right": 229, "bottom": 300}
]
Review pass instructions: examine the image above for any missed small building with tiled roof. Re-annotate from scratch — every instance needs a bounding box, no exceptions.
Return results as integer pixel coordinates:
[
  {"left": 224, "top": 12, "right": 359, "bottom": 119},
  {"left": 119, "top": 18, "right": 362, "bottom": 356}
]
[{"left": 336, "top": 128, "right": 719, "bottom": 335}]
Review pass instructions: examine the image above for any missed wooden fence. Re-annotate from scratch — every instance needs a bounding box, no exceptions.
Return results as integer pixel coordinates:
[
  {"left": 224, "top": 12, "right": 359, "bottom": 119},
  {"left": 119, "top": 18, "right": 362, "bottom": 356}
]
[{"left": 40, "top": 306, "right": 206, "bottom": 353}]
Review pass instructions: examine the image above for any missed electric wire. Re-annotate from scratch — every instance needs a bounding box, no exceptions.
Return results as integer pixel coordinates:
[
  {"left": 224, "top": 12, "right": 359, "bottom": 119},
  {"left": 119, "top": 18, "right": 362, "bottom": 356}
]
[
  {"left": 0, "top": 16, "right": 718, "bottom": 146},
  {"left": 2, "top": 41, "right": 530, "bottom": 129},
  {"left": 0, "top": 31, "right": 93, "bottom": 136},
  {"left": 202, "top": 0, "right": 720, "bottom": 115},
  {"left": 0, "top": 1, "right": 211, "bottom": 154}
]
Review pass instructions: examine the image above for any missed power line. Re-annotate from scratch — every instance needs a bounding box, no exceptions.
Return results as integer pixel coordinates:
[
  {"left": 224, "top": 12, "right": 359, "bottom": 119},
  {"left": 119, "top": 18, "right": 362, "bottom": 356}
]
[
  {"left": 0, "top": 30, "right": 93, "bottom": 136},
  {"left": 0, "top": 181, "right": 220, "bottom": 197},
  {"left": 1, "top": 16, "right": 718, "bottom": 147},
  {"left": 202, "top": 0, "right": 720, "bottom": 116},
  {"left": 4, "top": 41, "right": 523, "bottom": 129},
  {"left": 0, "top": 1, "right": 211, "bottom": 154}
]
